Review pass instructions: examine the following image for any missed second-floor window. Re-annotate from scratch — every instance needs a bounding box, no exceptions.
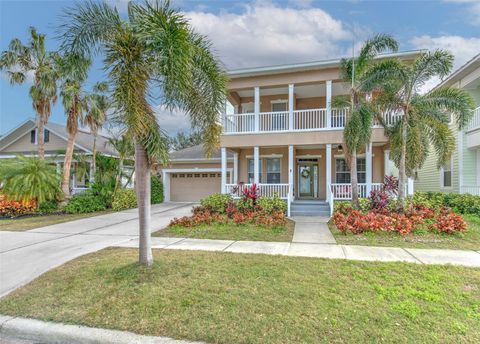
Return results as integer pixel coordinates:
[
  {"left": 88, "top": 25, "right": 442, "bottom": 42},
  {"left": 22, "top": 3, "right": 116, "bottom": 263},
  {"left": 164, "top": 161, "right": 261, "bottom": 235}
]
[
  {"left": 335, "top": 158, "right": 366, "bottom": 183},
  {"left": 30, "top": 129, "right": 50, "bottom": 144},
  {"left": 271, "top": 101, "right": 288, "bottom": 130}
]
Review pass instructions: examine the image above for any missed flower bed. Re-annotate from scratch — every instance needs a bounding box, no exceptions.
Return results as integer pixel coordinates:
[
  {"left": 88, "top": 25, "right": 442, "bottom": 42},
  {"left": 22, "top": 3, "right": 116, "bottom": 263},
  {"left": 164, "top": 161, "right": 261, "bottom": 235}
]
[
  {"left": 0, "top": 195, "right": 36, "bottom": 218},
  {"left": 332, "top": 176, "right": 468, "bottom": 236}
]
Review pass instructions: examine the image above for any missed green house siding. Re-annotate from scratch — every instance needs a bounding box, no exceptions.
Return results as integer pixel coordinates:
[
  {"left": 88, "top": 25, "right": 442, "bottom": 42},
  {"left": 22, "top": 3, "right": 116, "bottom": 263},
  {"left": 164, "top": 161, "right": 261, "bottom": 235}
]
[{"left": 462, "top": 131, "right": 478, "bottom": 187}]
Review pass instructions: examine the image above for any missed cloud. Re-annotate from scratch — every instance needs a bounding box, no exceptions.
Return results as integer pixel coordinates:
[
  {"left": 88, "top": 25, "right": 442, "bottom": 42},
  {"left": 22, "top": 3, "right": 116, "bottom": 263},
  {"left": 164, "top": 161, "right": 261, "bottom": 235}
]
[
  {"left": 410, "top": 35, "right": 480, "bottom": 93},
  {"left": 444, "top": 0, "right": 480, "bottom": 26},
  {"left": 185, "top": 2, "right": 352, "bottom": 68},
  {"left": 153, "top": 105, "right": 191, "bottom": 135}
]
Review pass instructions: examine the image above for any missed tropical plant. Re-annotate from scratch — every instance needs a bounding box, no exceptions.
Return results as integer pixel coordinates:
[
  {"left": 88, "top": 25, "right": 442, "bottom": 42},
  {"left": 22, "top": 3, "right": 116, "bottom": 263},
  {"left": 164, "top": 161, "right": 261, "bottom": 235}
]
[
  {"left": 65, "top": 192, "right": 107, "bottom": 213},
  {"left": 169, "top": 130, "right": 203, "bottom": 151},
  {"left": 333, "top": 34, "right": 398, "bottom": 209},
  {"left": 112, "top": 188, "right": 137, "bottom": 211},
  {"left": 362, "top": 50, "right": 475, "bottom": 207},
  {"left": 60, "top": 0, "right": 227, "bottom": 266},
  {"left": 150, "top": 175, "right": 164, "bottom": 204},
  {"left": 0, "top": 155, "right": 60, "bottom": 204},
  {"left": 0, "top": 27, "right": 58, "bottom": 159},
  {"left": 56, "top": 53, "right": 91, "bottom": 199},
  {"left": 108, "top": 134, "right": 134, "bottom": 195},
  {"left": 84, "top": 81, "right": 110, "bottom": 178},
  {"left": 90, "top": 154, "right": 118, "bottom": 205}
]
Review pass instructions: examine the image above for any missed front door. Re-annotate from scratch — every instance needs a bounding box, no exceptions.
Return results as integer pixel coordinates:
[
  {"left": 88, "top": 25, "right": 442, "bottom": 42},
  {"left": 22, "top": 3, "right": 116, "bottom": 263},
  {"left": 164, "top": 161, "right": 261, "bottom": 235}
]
[{"left": 298, "top": 164, "right": 318, "bottom": 198}]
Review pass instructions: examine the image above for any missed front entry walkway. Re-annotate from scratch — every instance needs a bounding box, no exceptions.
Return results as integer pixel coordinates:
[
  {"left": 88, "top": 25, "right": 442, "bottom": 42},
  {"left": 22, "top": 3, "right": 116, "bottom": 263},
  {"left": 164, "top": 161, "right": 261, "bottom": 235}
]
[{"left": 291, "top": 217, "right": 336, "bottom": 244}]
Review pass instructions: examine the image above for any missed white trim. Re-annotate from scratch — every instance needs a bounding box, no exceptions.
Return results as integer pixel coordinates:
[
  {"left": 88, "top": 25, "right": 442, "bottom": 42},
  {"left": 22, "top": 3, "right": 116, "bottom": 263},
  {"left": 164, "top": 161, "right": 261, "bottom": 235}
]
[
  {"left": 0, "top": 122, "right": 36, "bottom": 151},
  {"left": 326, "top": 144, "right": 332, "bottom": 201},
  {"left": 296, "top": 155, "right": 322, "bottom": 159},
  {"left": 439, "top": 156, "right": 453, "bottom": 189},
  {"left": 233, "top": 153, "right": 239, "bottom": 184},
  {"left": 288, "top": 84, "right": 294, "bottom": 131},
  {"left": 162, "top": 168, "right": 232, "bottom": 173},
  {"left": 169, "top": 158, "right": 234, "bottom": 163},
  {"left": 326, "top": 80, "right": 332, "bottom": 128},
  {"left": 245, "top": 154, "right": 283, "bottom": 158},
  {"left": 254, "top": 146, "right": 260, "bottom": 184},
  {"left": 458, "top": 130, "right": 463, "bottom": 191},
  {"left": 221, "top": 147, "right": 227, "bottom": 194},
  {"left": 334, "top": 153, "right": 374, "bottom": 158},
  {"left": 477, "top": 149, "right": 480, "bottom": 186}
]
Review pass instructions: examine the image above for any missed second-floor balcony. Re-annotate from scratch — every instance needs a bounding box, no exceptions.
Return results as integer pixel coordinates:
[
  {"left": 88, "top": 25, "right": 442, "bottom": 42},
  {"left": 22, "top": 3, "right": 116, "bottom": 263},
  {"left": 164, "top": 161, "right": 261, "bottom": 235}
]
[{"left": 222, "top": 108, "right": 402, "bottom": 134}]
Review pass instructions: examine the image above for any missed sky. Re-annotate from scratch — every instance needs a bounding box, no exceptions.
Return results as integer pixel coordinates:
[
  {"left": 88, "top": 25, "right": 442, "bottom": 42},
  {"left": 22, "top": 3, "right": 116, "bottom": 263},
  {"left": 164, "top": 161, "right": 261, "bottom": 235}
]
[{"left": 1, "top": 0, "right": 480, "bottom": 136}]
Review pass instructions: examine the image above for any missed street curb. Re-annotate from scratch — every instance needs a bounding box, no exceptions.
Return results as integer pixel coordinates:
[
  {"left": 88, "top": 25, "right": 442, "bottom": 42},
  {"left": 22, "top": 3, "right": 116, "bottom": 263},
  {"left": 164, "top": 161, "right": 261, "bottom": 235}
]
[{"left": 0, "top": 315, "right": 204, "bottom": 344}]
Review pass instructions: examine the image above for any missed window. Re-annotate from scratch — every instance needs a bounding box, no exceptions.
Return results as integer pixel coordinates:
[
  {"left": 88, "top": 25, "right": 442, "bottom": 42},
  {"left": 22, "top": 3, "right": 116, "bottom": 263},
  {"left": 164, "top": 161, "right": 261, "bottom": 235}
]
[
  {"left": 247, "top": 158, "right": 262, "bottom": 183},
  {"left": 271, "top": 101, "right": 287, "bottom": 112},
  {"left": 266, "top": 158, "right": 281, "bottom": 184},
  {"left": 441, "top": 160, "right": 452, "bottom": 188},
  {"left": 30, "top": 129, "right": 50, "bottom": 143},
  {"left": 335, "top": 158, "right": 366, "bottom": 183}
]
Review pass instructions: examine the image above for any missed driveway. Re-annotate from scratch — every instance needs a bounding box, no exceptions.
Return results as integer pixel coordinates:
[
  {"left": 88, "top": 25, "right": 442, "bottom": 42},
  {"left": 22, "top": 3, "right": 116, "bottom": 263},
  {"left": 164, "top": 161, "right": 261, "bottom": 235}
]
[{"left": 0, "top": 202, "right": 194, "bottom": 297}]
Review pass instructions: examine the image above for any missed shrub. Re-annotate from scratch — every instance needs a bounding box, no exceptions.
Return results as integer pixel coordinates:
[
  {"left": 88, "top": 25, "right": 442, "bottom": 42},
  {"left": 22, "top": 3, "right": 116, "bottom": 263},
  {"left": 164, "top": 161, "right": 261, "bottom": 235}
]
[
  {"left": 112, "top": 189, "right": 137, "bottom": 211},
  {"left": 200, "top": 193, "right": 232, "bottom": 214},
  {"left": 151, "top": 176, "right": 164, "bottom": 204},
  {"left": 37, "top": 200, "right": 59, "bottom": 214},
  {"left": 0, "top": 195, "right": 36, "bottom": 217},
  {"left": 431, "top": 207, "right": 467, "bottom": 234},
  {"left": 65, "top": 193, "right": 107, "bottom": 214},
  {"left": 368, "top": 175, "right": 399, "bottom": 211},
  {"left": 257, "top": 195, "right": 287, "bottom": 213},
  {"left": 413, "top": 192, "right": 480, "bottom": 216}
]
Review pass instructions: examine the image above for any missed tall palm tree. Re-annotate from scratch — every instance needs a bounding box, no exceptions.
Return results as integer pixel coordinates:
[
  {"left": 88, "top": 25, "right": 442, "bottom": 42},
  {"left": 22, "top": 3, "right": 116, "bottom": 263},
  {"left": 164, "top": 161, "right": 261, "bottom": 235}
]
[
  {"left": 84, "top": 82, "right": 110, "bottom": 179},
  {"left": 0, "top": 27, "right": 58, "bottom": 159},
  {"left": 362, "top": 50, "right": 475, "bottom": 207},
  {"left": 56, "top": 53, "right": 91, "bottom": 199},
  {"left": 60, "top": 0, "right": 227, "bottom": 266},
  {"left": 333, "top": 34, "right": 398, "bottom": 208}
]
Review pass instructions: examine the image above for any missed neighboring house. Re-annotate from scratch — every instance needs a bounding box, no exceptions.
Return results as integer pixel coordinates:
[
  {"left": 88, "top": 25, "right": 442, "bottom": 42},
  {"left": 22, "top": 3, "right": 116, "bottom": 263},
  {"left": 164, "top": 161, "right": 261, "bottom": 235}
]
[
  {"left": 0, "top": 118, "right": 127, "bottom": 194},
  {"left": 159, "top": 51, "right": 421, "bottom": 214},
  {"left": 415, "top": 54, "right": 480, "bottom": 196}
]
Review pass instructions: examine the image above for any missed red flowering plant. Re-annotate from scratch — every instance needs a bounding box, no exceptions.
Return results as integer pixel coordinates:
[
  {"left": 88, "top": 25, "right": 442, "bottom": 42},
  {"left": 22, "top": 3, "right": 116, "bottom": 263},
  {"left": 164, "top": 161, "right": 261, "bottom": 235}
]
[
  {"left": 242, "top": 183, "right": 258, "bottom": 205},
  {"left": 368, "top": 175, "right": 399, "bottom": 211}
]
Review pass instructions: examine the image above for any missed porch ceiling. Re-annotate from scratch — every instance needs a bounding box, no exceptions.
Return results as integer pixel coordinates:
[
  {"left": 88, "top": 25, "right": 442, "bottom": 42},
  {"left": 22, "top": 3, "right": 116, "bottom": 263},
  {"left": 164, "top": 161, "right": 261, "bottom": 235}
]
[{"left": 234, "top": 82, "right": 349, "bottom": 99}]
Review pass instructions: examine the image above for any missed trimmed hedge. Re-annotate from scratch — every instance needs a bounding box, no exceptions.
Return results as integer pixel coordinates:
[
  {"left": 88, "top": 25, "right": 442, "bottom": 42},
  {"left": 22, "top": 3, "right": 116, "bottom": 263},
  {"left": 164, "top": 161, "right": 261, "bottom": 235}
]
[
  {"left": 65, "top": 193, "right": 107, "bottom": 214},
  {"left": 200, "top": 193, "right": 233, "bottom": 214},
  {"left": 413, "top": 192, "right": 480, "bottom": 216},
  {"left": 151, "top": 176, "right": 164, "bottom": 204},
  {"left": 112, "top": 189, "right": 137, "bottom": 211}
]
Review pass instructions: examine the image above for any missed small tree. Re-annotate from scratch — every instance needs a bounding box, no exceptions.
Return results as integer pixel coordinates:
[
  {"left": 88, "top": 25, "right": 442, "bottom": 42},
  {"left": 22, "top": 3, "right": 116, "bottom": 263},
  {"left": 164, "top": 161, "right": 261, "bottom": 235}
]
[{"left": 0, "top": 155, "right": 60, "bottom": 204}]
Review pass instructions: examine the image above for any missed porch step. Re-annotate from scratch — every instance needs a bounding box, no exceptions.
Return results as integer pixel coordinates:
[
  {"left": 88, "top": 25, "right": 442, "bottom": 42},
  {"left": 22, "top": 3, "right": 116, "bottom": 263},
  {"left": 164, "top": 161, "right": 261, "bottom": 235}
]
[{"left": 290, "top": 200, "right": 331, "bottom": 217}]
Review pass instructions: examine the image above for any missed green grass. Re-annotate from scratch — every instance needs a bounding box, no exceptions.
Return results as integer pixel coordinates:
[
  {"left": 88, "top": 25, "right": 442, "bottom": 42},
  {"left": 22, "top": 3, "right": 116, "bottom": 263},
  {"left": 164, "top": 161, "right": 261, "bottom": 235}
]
[
  {"left": 0, "top": 210, "right": 113, "bottom": 232},
  {"left": 153, "top": 220, "right": 295, "bottom": 242},
  {"left": 0, "top": 248, "right": 479, "bottom": 343},
  {"left": 330, "top": 214, "right": 480, "bottom": 250}
]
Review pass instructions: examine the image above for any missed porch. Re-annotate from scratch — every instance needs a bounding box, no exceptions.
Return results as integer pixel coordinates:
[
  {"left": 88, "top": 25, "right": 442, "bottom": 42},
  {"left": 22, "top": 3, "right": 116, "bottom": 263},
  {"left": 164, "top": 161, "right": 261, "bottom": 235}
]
[{"left": 219, "top": 143, "right": 413, "bottom": 216}]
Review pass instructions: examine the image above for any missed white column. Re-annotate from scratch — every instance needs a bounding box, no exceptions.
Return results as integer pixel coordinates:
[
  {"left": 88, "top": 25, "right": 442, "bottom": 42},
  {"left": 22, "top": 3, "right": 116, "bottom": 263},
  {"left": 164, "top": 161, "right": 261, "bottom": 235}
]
[
  {"left": 288, "top": 145, "right": 294, "bottom": 201},
  {"left": 163, "top": 172, "right": 170, "bottom": 202},
  {"left": 326, "top": 144, "right": 332, "bottom": 201},
  {"left": 326, "top": 80, "right": 332, "bottom": 128},
  {"left": 89, "top": 161, "right": 94, "bottom": 183},
  {"left": 383, "top": 150, "right": 390, "bottom": 177},
  {"left": 366, "top": 142, "right": 373, "bottom": 195},
  {"left": 458, "top": 130, "right": 463, "bottom": 193},
  {"left": 221, "top": 147, "right": 227, "bottom": 193},
  {"left": 407, "top": 177, "right": 414, "bottom": 196},
  {"left": 288, "top": 84, "right": 294, "bottom": 131},
  {"left": 254, "top": 146, "right": 260, "bottom": 184},
  {"left": 233, "top": 152, "right": 239, "bottom": 184},
  {"left": 254, "top": 86, "right": 260, "bottom": 132}
]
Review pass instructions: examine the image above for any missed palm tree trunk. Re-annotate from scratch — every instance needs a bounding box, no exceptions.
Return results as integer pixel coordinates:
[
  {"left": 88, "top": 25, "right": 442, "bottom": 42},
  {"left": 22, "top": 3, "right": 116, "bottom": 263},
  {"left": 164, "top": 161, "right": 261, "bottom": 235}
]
[
  {"left": 397, "top": 122, "right": 407, "bottom": 209},
  {"left": 61, "top": 130, "right": 77, "bottom": 199},
  {"left": 92, "top": 133, "right": 97, "bottom": 181},
  {"left": 350, "top": 149, "right": 360, "bottom": 209},
  {"left": 37, "top": 116, "right": 45, "bottom": 159},
  {"left": 135, "top": 142, "right": 153, "bottom": 267}
]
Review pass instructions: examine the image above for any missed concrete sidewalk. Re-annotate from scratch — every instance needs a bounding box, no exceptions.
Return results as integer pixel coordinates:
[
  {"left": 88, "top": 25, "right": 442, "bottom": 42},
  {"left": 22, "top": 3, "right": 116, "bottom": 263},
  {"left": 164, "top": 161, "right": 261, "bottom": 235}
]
[
  {"left": 291, "top": 216, "right": 336, "bottom": 244},
  {"left": 115, "top": 237, "right": 480, "bottom": 267}
]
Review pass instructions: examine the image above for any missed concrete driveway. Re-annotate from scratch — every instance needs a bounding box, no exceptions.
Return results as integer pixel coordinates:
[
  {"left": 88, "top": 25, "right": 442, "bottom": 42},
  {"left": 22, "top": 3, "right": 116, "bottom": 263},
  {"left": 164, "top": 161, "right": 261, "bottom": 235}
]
[{"left": 0, "top": 202, "right": 194, "bottom": 297}]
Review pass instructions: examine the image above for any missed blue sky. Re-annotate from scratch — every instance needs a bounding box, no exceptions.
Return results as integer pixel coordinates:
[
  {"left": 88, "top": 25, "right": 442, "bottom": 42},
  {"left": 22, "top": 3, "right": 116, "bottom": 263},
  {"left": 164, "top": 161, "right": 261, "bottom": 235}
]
[{"left": 1, "top": 0, "right": 479, "bottom": 135}]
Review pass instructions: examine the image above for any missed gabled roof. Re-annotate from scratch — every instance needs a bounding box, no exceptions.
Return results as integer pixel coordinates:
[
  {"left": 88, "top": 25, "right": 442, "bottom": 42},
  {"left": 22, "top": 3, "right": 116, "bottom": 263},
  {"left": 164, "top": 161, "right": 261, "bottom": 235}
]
[
  {"left": 0, "top": 118, "right": 118, "bottom": 157},
  {"left": 432, "top": 53, "right": 480, "bottom": 90},
  {"left": 170, "top": 144, "right": 234, "bottom": 161},
  {"left": 227, "top": 50, "right": 425, "bottom": 78}
]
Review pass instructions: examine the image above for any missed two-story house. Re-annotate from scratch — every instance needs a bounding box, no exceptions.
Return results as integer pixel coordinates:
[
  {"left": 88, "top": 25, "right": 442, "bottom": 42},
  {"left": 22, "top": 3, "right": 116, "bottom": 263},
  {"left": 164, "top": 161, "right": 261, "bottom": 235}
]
[
  {"left": 160, "top": 51, "right": 421, "bottom": 215},
  {"left": 415, "top": 53, "right": 480, "bottom": 195}
]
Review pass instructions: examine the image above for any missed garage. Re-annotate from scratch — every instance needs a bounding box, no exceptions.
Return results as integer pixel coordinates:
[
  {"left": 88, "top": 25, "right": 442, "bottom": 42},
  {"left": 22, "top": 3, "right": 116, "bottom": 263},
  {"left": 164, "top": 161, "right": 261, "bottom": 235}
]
[{"left": 168, "top": 171, "right": 230, "bottom": 202}]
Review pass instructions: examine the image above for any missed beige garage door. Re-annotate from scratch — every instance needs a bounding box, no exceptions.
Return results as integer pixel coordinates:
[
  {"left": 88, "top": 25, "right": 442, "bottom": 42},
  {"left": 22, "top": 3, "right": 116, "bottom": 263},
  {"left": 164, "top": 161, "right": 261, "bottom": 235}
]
[{"left": 170, "top": 172, "right": 228, "bottom": 201}]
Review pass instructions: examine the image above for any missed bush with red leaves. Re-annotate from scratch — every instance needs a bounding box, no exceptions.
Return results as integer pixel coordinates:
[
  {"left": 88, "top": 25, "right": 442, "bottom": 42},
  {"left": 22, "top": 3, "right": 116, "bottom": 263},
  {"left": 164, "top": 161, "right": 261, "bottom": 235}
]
[{"left": 431, "top": 207, "right": 467, "bottom": 234}]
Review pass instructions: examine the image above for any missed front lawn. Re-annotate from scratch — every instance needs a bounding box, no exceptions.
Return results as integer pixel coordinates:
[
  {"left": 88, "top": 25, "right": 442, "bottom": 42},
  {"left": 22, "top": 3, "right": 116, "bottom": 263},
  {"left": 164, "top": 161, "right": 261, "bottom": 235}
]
[
  {"left": 1, "top": 248, "right": 479, "bottom": 343},
  {"left": 153, "top": 220, "right": 295, "bottom": 242},
  {"left": 330, "top": 214, "right": 480, "bottom": 250},
  {"left": 0, "top": 210, "right": 113, "bottom": 232}
]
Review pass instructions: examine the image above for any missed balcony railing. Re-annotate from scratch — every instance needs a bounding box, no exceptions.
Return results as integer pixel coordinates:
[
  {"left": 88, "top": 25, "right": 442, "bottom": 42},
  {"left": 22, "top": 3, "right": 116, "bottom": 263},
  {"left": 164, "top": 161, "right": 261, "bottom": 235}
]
[
  {"left": 460, "top": 186, "right": 480, "bottom": 196},
  {"left": 466, "top": 106, "right": 480, "bottom": 132},
  {"left": 225, "top": 183, "right": 290, "bottom": 199},
  {"left": 330, "top": 183, "right": 383, "bottom": 200},
  {"left": 223, "top": 108, "right": 402, "bottom": 134}
]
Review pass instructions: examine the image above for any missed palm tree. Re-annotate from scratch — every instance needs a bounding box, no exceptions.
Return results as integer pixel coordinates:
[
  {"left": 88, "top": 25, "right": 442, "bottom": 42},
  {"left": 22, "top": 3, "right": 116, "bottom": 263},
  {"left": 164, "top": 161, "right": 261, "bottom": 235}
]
[
  {"left": 362, "top": 50, "right": 475, "bottom": 207},
  {"left": 0, "top": 27, "right": 58, "bottom": 159},
  {"left": 0, "top": 155, "right": 60, "bottom": 204},
  {"left": 56, "top": 53, "right": 91, "bottom": 199},
  {"left": 84, "top": 82, "right": 110, "bottom": 179},
  {"left": 333, "top": 34, "right": 398, "bottom": 209},
  {"left": 108, "top": 134, "right": 134, "bottom": 195},
  {"left": 60, "top": 0, "right": 227, "bottom": 266}
]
